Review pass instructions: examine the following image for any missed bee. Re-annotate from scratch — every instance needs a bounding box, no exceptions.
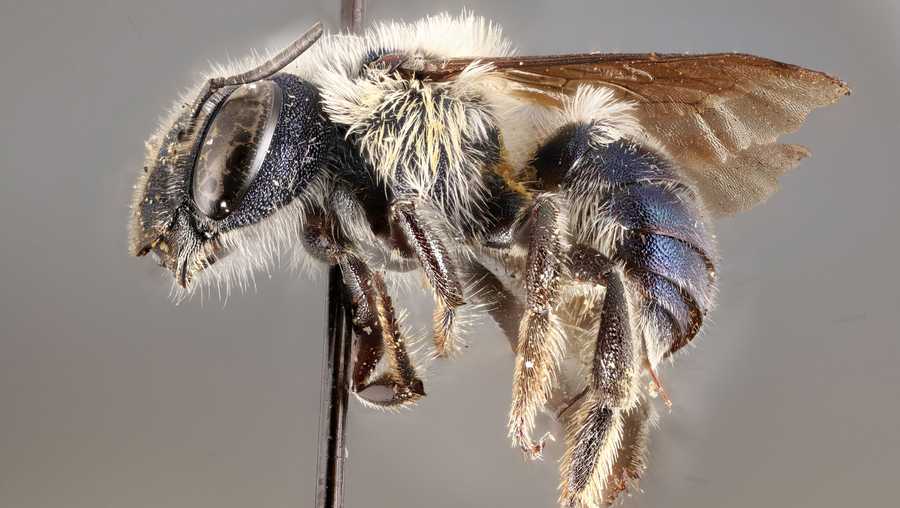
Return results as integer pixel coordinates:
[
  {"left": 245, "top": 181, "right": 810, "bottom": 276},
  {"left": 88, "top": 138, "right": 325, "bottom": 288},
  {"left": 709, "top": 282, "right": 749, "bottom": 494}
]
[{"left": 129, "top": 13, "right": 848, "bottom": 507}]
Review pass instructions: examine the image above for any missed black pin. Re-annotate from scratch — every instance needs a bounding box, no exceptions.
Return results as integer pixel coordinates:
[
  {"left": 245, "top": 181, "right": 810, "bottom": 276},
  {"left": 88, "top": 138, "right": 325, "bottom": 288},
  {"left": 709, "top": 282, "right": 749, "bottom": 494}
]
[
  {"left": 315, "top": 265, "right": 353, "bottom": 508},
  {"left": 315, "top": 4, "right": 365, "bottom": 508}
]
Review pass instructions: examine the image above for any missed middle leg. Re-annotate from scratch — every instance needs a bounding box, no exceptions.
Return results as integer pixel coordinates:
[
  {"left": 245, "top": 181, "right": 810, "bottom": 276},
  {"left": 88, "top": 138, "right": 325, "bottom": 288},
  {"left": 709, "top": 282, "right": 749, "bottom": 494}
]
[
  {"left": 390, "top": 199, "right": 466, "bottom": 357},
  {"left": 508, "top": 194, "right": 569, "bottom": 458}
]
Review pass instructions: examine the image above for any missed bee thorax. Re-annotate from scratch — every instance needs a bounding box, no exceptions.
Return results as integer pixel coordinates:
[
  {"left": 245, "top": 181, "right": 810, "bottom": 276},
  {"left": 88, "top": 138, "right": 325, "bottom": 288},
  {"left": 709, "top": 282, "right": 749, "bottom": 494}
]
[{"left": 323, "top": 72, "right": 502, "bottom": 229}]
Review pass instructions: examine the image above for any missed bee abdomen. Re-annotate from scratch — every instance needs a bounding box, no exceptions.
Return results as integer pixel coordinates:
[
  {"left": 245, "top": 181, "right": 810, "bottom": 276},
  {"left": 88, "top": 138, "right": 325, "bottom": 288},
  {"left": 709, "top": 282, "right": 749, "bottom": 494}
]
[
  {"left": 600, "top": 155, "right": 718, "bottom": 359},
  {"left": 604, "top": 184, "right": 716, "bottom": 260},
  {"left": 617, "top": 229, "right": 715, "bottom": 358},
  {"left": 534, "top": 127, "right": 717, "bottom": 359}
]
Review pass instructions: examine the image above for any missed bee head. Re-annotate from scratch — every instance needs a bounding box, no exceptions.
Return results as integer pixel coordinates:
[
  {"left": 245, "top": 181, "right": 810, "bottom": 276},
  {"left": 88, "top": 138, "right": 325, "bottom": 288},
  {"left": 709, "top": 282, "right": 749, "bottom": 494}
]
[{"left": 129, "top": 23, "right": 332, "bottom": 290}]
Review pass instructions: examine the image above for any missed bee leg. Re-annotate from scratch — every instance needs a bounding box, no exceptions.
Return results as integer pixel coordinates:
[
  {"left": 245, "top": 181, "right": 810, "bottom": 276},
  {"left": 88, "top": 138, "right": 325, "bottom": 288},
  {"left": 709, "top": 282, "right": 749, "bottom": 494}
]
[
  {"left": 567, "top": 245, "right": 614, "bottom": 286},
  {"left": 599, "top": 393, "right": 652, "bottom": 504},
  {"left": 338, "top": 253, "right": 426, "bottom": 409},
  {"left": 508, "top": 194, "right": 568, "bottom": 459},
  {"left": 459, "top": 259, "right": 524, "bottom": 352},
  {"left": 561, "top": 245, "right": 657, "bottom": 505},
  {"left": 464, "top": 251, "right": 651, "bottom": 503},
  {"left": 303, "top": 216, "right": 425, "bottom": 409},
  {"left": 390, "top": 199, "right": 466, "bottom": 357},
  {"left": 560, "top": 267, "right": 641, "bottom": 507}
]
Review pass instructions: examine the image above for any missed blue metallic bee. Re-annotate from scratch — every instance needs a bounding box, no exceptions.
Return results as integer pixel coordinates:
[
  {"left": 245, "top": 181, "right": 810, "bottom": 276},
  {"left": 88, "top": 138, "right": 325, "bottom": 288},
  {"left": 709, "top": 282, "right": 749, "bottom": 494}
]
[{"left": 129, "top": 14, "right": 848, "bottom": 507}]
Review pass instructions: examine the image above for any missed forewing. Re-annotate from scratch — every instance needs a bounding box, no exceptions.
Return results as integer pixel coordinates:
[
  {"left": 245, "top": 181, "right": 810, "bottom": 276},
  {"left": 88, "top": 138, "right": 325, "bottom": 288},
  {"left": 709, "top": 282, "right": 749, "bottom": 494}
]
[{"left": 409, "top": 53, "right": 849, "bottom": 216}]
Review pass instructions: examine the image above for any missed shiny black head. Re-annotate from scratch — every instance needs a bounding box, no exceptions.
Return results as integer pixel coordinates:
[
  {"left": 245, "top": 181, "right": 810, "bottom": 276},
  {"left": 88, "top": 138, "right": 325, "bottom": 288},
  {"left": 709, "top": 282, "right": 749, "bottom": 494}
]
[{"left": 129, "top": 23, "right": 333, "bottom": 289}]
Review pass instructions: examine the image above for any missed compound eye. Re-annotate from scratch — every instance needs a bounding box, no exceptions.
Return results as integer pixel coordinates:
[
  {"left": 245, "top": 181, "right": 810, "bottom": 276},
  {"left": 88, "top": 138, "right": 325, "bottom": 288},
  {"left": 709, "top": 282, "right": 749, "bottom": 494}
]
[{"left": 192, "top": 81, "right": 282, "bottom": 220}]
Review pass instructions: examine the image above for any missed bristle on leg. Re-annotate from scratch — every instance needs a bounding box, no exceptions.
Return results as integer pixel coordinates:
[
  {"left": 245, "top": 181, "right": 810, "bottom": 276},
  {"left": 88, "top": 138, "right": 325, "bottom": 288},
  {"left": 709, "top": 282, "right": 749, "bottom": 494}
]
[
  {"left": 507, "top": 195, "right": 568, "bottom": 458},
  {"left": 509, "top": 309, "right": 566, "bottom": 458},
  {"left": 559, "top": 393, "right": 624, "bottom": 507}
]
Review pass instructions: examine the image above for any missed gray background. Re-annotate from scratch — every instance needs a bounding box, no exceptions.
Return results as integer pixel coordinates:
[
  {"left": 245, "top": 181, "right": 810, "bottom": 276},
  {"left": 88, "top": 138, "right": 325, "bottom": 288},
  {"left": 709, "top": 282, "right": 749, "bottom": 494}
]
[{"left": 2, "top": 1, "right": 898, "bottom": 507}]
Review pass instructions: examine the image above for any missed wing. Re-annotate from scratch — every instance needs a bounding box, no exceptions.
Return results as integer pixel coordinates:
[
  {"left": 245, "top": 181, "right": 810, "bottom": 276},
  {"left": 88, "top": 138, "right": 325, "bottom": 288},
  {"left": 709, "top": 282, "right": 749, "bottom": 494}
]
[{"left": 403, "top": 53, "right": 849, "bottom": 216}]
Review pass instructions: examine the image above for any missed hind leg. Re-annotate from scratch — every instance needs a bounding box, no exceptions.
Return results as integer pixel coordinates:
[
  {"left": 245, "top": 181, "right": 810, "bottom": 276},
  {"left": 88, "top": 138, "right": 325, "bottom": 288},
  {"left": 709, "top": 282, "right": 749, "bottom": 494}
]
[
  {"left": 599, "top": 394, "right": 652, "bottom": 504},
  {"left": 559, "top": 267, "right": 642, "bottom": 507},
  {"left": 465, "top": 246, "right": 651, "bottom": 503}
]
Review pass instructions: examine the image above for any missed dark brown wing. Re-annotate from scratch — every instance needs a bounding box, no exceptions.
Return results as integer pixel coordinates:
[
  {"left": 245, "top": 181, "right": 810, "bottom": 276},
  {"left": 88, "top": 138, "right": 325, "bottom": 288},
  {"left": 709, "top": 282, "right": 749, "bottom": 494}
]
[{"left": 404, "top": 53, "right": 849, "bottom": 216}]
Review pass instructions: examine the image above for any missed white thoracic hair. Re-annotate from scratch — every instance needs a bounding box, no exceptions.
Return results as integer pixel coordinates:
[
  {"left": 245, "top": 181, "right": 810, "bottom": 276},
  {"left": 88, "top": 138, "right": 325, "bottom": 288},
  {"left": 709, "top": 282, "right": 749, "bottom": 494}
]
[
  {"left": 288, "top": 12, "right": 515, "bottom": 85},
  {"left": 289, "top": 12, "right": 640, "bottom": 210},
  {"left": 289, "top": 13, "right": 518, "bottom": 226},
  {"left": 149, "top": 12, "right": 644, "bottom": 300},
  {"left": 286, "top": 11, "right": 640, "bottom": 169}
]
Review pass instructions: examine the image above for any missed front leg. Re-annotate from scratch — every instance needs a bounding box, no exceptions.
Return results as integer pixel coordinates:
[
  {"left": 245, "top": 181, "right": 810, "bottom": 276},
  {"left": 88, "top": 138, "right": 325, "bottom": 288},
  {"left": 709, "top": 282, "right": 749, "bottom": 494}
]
[
  {"left": 390, "top": 199, "right": 466, "bottom": 357},
  {"left": 303, "top": 215, "right": 425, "bottom": 409},
  {"left": 339, "top": 253, "right": 425, "bottom": 408}
]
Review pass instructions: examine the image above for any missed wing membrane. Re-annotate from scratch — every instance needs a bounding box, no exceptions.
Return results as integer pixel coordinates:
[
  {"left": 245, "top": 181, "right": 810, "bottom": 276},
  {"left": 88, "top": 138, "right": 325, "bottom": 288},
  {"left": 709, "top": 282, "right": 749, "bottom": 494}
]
[{"left": 406, "top": 53, "right": 849, "bottom": 215}]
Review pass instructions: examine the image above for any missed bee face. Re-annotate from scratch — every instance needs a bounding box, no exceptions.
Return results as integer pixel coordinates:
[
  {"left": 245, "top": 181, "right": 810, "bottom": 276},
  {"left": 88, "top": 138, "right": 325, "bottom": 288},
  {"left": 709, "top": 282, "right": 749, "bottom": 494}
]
[{"left": 129, "top": 73, "right": 333, "bottom": 288}]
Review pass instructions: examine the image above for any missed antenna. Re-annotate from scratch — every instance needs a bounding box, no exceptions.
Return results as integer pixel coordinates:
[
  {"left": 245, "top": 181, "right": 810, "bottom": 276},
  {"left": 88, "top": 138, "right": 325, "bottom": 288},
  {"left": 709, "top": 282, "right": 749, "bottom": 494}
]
[{"left": 181, "top": 22, "right": 323, "bottom": 142}]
